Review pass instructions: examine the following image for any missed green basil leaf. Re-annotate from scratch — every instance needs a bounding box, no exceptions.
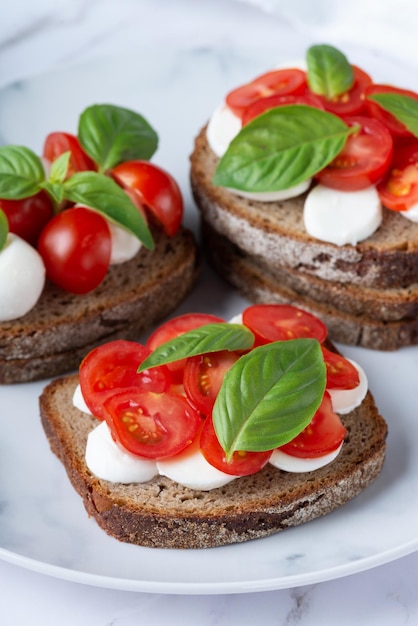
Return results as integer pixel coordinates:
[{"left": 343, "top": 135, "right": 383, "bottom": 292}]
[
  {"left": 306, "top": 44, "right": 354, "bottom": 99},
  {"left": 0, "top": 145, "right": 45, "bottom": 199},
  {"left": 213, "top": 105, "right": 352, "bottom": 192},
  {"left": 78, "top": 104, "right": 159, "bottom": 171},
  {"left": 49, "top": 151, "right": 71, "bottom": 184},
  {"left": 63, "top": 171, "right": 154, "bottom": 248},
  {"left": 213, "top": 338, "right": 326, "bottom": 459},
  {"left": 367, "top": 92, "right": 418, "bottom": 137},
  {"left": 41, "top": 181, "right": 64, "bottom": 205},
  {"left": 0, "top": 209, "right": 9, "bottom": 251},
  {"left": 138, "top": 323, "right": 255, "bottom": 372}
]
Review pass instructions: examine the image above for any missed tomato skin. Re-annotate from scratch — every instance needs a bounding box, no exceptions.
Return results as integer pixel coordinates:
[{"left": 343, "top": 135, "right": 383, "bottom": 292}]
[
  {"left": 146, "top": 313, "right": 225, "bottom": 384},
  {"left": 242, "top": 304, "right": 328, "bottom": 344},
  {"left": 103, "top": 389, "right": 201, "bottom": 459},
  {"left": 364, "top": 84, "right": 418, "bottom": 141},
  {"left": 37, "top": 206, "right": 111, "bottom": 294},
  {"left": 377, "top": 141, "right": 418, "bottom": 211},
  {"left": 321, "top": 346, "right": 359, "bottom": 390},
  {"left": 315, "top": 115, "right": 393, "bottom": 191},
  {"left": 312, "top": 65, "right": 372, "bottom": 116},
  {"left": 183, "top": 350, "right": 240, "bottom": 416},
  {"left": 79, "top": 340, "right": 172, "bottom": 420},
  {"left": 0, "top": 190, "right": 53, "bottom": 246},
  {"left": 278, "top": 392, "right": 347, "bottom": 458},
  {"left": 226, "top": 68, "right": 307, "bottom": 119},
  {"left": 43, "top": 132, "right": 96, "bottom": 175},
  {"left": 200, "top": 415, "right": 272, "bottom": 476},
  {"left": 242, "top": 92, "right": 324, "bottom": 125},
  {"left": 112, "top": 160, "right": 183, "bottom": 237}
]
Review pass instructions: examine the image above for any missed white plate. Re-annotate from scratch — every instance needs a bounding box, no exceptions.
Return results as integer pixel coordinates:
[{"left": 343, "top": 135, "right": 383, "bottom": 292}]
[{"left": 0, "top": 46, "right": 417, "bottom": 595}]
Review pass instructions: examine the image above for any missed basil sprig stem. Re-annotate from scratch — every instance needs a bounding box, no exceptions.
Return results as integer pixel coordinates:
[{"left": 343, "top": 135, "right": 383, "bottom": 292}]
[{"left": 213, "top": 105, "right": 354, "bottom": 192}]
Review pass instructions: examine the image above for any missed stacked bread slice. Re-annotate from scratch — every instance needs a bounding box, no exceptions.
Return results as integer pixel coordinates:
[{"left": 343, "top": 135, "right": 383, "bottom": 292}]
[{"left": 190, "top": 126, "right": 418, "bottom": 350}]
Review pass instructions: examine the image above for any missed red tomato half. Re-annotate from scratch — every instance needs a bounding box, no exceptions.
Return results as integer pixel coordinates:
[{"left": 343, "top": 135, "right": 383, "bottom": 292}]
[
  {"left": 321, "top": 346, "right": 360, "bottom": 390},
  {"left": 0, "top": 190, "right": 53, "bottom": 246},
  {"left": 112, "top": 160, "right": 183, "bottom": 237},
  {"left": 103, "top": 389, "right": 201, "bottom": 459},
  {"left": 37, "top": 206, "right": 111, "bottom": 294},
  {"left": 242, "top": 304, "right": 327, "bottom": 344},
  {"left": 311, "top": 65, "right": 372, "bottom": 116},
  {"left": 184, "top": 350, "right": 240, "bottom": 416},
  {"left": 226, "top": 68, "right": 307, "bottom": 119},
  {"left": 315, "top": 116, "right": 393, "bottom": 191},
  {"left": 377, "top": 141, "right": 418, "bottom": 211},
  {"left": 200, "top": 415, "right": 272, "bottom": 476},
  {"left": 278, "top": 392, "right": 347, "bottom": 458},
  {"left": 364, "top": 84, "right": 418, "bottom": 141},
  {"left": 79, "top": 340, "right": 172, "bottom": 420},
  {"left": 242, "top": 92, "right": 324, "bottom": 125},
  {"left": 43, "top": 132, "right": 96, "bottom": 176},
  {"left": 146, "top": 313, "right": 225, "bottom": 384}
]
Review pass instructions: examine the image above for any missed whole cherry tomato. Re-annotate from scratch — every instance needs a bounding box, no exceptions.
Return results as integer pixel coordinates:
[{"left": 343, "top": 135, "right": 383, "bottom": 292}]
[
  {"left": 37, "top": 206, "right": 111, "bottom": 294},
  {"left": 0, "top": 190, "right": 53, "bottom": 246},
  {"left": 112, "top": 160, "right": 183, "bottom": 237}
]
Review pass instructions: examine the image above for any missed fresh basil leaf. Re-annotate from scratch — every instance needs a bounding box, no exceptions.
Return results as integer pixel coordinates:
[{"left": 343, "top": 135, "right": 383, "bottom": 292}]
[
  {"left": 62, "top": 171, "right": 154, "bottom": 248},
  {"left": 78, "top": 104, "right": 159, "bottom": 172},
  {"left": 213, "top": 338, "right": 326, "bottom": 459},
  {"left": 213, "top": 105, "right": 352, "bottom": 192},
  {"left": 306, "top": 44, "right": 354, "bottom": 99},
  {"left": 0, "top": 209, "right": 8, "bottom": 251},
  {"left": 367, "top": 92, "right": 418, "bottom": 137},
  {"left": 0, "top": 145, "right": 45, "bottom": 199},
  {"left": 138, "top": 323, "right": 255, "bottom": 372},
  {"left": 49, "top": 151, "right": 71, "bottom": 184},
  {"left": 41, "top": 181, "right": 64, "bottom": 205}
]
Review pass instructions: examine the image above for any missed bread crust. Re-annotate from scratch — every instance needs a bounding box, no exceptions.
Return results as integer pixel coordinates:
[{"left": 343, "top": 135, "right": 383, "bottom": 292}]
[
  {"left": 39, "top": 372, "right": 387, "bottom": 549},
  {"left": 0, "top": 226, "right": 199, "bottom": 383}
]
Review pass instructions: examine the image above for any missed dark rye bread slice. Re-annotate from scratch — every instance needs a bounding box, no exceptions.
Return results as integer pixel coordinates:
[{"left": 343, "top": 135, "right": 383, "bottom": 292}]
[
  {"left": 0, "top": 226, "right": 199, "bottom": 384},
  {"left": 203, "top": 222, "right": 418, "bottom": 351},
  {"left": 190, "top": 126, "right": 418, "bottom": 290},
  {"left": 39, "top": 372, "right": 387, "bottom": 549}
]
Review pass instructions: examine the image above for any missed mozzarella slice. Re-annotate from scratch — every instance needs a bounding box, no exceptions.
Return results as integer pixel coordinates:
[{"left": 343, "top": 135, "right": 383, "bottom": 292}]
[
  {"left": 0, "top": 234, "right": 45, "bottom": 321},
  {"left": 269, "top": 443, "right": 343, "bottom": 473},
  {"left": 328, "top": 359, "right": 368, "bottom": 415},
  {"left": 157, "top": 437, "right": 235, "bottom": 490},
  {"left": 108, "top": 221, "right": 142, "bottom": 264},
  {"left": 72, "top": 384, "right": 91, "bottom": 414},
  {"left": 304, "top": 184, "right": 382, "bottom": 245},
  {"left": 206, "top": 102, "right": 242, "bottom": 158},
  {"left": 401, "top": 203, "right": 418, "bottom": 223},
  {"left": 85, "top": 421, "right": 158, "bottom": 484}
]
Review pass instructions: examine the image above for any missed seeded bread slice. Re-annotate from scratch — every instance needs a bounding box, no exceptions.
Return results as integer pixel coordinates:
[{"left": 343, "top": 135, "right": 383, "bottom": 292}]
[
  {"left": 39, "top": 371, "right": 387, "bottom": 549},
  {"left": 190, "top": 126, "right": 418, "bottom": 290},
  {"left": 0, "top": 226, "right": 199, "bottom": 384}
]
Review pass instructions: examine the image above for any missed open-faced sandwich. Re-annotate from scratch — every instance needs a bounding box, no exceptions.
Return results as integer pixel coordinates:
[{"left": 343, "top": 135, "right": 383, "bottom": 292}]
[
  {"left": 190, "top": 44, "right": 418, "bottom": 350},
  {"left": 39, "top": 304, "right": 387, "bottom": 549},
  {"left": 0, "top": 104, "right": 199, "bottom": 383}
]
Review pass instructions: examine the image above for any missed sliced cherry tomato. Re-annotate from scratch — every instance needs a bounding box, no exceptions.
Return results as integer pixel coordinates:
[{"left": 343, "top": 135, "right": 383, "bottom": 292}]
[
  {"left": 315, "top": 116, "right": 393, "bottom": 191},
  {"left": 79, "top": 340, "right": 172, "bottom": 420},
  {"left": 242, "top": 92, "right": 324, "bottom": 125},
  {"left": 226, "top": 68, "right": 307, "bottom": 120},
  {"left": 43, "top": 132, "right": 96, "bottom": 176},
  {"left": 364, "top": 84, "right": 418, "bottom": 141},
  {"left": 199, "top": 415, "right": 272, "bottom": 476},
  {"left": 377, "top": 141, "right": 418, "bottom": 211},
  {"left": 0, "top": 190, "right": 53, "bottom": 246},
  {"left": 321, "top": 346, "right": 359, "bottom": 390},
  {"left": 37, "top": 206, "right": 111, "bottom": 294},
  {"left": 112, "top": 160, "right": 183, "bottom": 237},
  {"left": 183, "top": 350, "right": 240, "bottom": 416},
  {"left": 242, "top": 304, "right": 327, "bottom": 344},
  {"left": 311, "top": 65, "right": 372, "bottom": 116},
  {"left": 278, "top": 392, "right": 347, "bottom": 458},
  {"left": 146, "top": 313, "right": 225, "bottom": 384},
  {"left": 103, "top": 388, "right": 201, "bottom": 459}
]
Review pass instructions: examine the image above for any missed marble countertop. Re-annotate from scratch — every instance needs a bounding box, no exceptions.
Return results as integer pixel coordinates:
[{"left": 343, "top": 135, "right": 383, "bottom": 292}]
[{"left": 1, "top": 1, "right": 417, "bottom": 624}]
